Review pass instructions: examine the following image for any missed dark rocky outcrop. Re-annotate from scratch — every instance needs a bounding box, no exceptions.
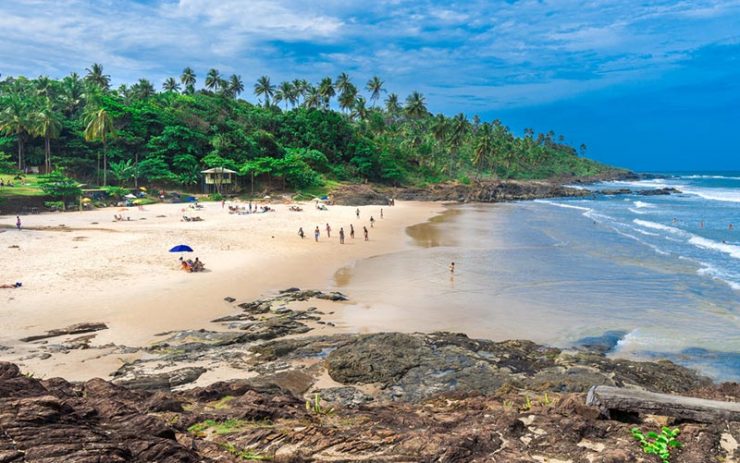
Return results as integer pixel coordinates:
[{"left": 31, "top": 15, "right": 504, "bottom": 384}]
[{"left": 19, "top": 322, "right": 108, "bottom": 343}]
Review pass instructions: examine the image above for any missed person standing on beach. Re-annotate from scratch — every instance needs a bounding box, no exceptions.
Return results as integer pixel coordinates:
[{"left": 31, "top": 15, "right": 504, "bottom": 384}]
[
  {"left": 221, "top": 199, "right": 226, "bottom": 208},
  {"left": 363, "top": 226, "right": 369, "bottom": 241},
  {"left": 16, "top": 216, "right": 21, "bottom": 231},
  {"left": 370, "top": 216, "right": 375, "bottom": 228},
  {"left": 380, "top": 208, "right": 383, "bottom": 219},
  {"left": 350, "top": 224, "right": 355, "bottom": 239},
  {"left": 298, "top": 227, "right": 305, "bottom": 239},
  {"left": 356, "top": 208, "right": 360, "bottom": 219},
  {"left": 326, "top": 223, "right": 331, "bottom": 238},
  {"left": 339, "top": 227, "right": 345, "bottom": 244},
  {"left": 449, "top": 262, "right": 455, "bottom": 273},
  {"left": 314, "top": 226, "right": 320, "bottom": 242}
]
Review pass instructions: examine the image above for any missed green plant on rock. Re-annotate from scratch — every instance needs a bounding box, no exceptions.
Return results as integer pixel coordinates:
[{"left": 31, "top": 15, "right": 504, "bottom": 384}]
[
  {"left": 631, "top": 426, "right": 682, "bottom": 463},
  {"left": 306, "top": 393, "right": 334, "bottom": 416},
  {"left": 221, "top": 443, "right": 271, "bottom": 461}
]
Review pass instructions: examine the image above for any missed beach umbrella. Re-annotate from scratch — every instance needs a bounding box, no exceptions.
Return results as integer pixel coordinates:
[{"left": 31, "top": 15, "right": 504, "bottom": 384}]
[{"left": 169, "top": 244, "right": 194, "bottom": 253}]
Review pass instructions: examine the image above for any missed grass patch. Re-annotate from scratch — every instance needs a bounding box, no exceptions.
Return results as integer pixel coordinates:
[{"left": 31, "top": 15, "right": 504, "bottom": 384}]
[
  {"left": 222, "top": 443, "right": 271, "bottom": 461},
  {"left": 187, "top": 418, "right": 273, "bottom": 436},
  {"left": 207, "top": 395, "right": 235, "bottom": 410},
  {"left": 0, "top": 174, "right": 45, "bottom": 197}
]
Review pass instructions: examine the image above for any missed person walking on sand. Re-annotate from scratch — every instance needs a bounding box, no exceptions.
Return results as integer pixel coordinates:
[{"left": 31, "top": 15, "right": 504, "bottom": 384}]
[
  {"left": 370, "top": 216, "right": 375, "bottom": 228},
  {"left": 449, "top": 262, "right": 455, "bottom": 273},
  {"left": 350, "top": 224, "right": 355, "bottom": 239},
  {"left": 380, "top": 208, "right": 383, "bottom": 219},
  {"left": 326, "top": 223, "right": 331, "bottom": 238},
  {"left": 221, "top": 199, "right": 226, "bottom": 208},
  {"left": 298, "top": 227, "right": 305, "bottom": 239},
  {"left": 363, "top": 226, "right": 369, "bottom": 241},
  {"left": 314, "top": 226, "right": 320, "bottom": 242},
  {"left": 356, "top": 208, "right": 360, "bottom": 219},
  {"left": 16, "top": 216, "right": 21, "bottom": 231},
  {"left": 339, "top": 227, "right": 345, "bottom": 244}
]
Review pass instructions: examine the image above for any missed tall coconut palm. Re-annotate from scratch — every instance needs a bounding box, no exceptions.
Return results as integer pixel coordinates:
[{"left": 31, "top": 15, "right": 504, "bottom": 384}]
[
  {"left": 447, "top": 113, "right": 469, "bottom": 176},
  {"left": 181, "top": 67, "right": 196, "bottom": 93},
  {"left": 338, "top": 82, "right": 357, "bottom": 113},
  {"left": 276, "top": 81, "right": 294, "bottom": 109},
  {"left": 404, "top": 91, "right": 427, "bottom": 119},
  {"left": 59, "top": 72, "right": 84, "bottom": 114},
  {"left": 133, "top": 79, "right": 155, "bottom": 99},
  {"left": 351, "top": 96, "right": 368, "bottom": 121},
  {"left": 254, "top": 75, "right": 275, "bottom": 107},
  {"left": 162, "top": 77, "right": 180, "bottom": 92},
  {"left": 228, "top": 74, "right": 244, "bottom": 98},
  {"left": 472, "top": 123, "right": 494, "bottom": 178},
  {"left": 292, "top": 79, "right": 308, "bottom": 104},
  {"left": 335, "top": 73, "right": 352, "bottom": 95},
  {"left": 34, "top": 98, "right": 63, "bottom": 173},
  {"left": 84, "top": 107, "right": 115, "bottom": 185},
  {"left": 318, "top": 77, "right": 335, "bottom": 109},
  {"left": 0, "top": 94, "right": 32, "bottom": 170},
  {"left": 205, "top": 69, "right": 221, "bottom": 91},
  {"left": 303, "top": 86, "right": 321, "bottom": 109},
  {"left": 366, "top": 76, "right": 384, "bottom": 107},
  {"left": 385, "top": 93, "right": 400, "bottom": 116},
  {"left": 84, "top": 63, "right": 110, "bottom": 90}
]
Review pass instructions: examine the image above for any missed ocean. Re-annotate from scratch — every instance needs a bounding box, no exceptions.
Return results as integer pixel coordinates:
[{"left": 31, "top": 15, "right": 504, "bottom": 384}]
[{"left": 332, "top": 172, "right": 740, "bottom": 381}]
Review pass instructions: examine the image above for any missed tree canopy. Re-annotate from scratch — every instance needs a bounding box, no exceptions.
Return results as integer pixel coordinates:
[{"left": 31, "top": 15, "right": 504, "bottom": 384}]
[{"left": 0, "top": 66, "right": 609, "bottom": 192}]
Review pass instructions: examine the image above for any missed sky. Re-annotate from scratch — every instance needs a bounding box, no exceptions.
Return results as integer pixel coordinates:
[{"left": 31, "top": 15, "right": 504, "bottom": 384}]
[{"left": 1, "top": 0, "right": 739, "bottom": 171}]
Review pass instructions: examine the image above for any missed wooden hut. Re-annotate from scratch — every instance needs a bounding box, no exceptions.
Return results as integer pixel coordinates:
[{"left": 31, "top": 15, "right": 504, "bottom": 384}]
[{"left": 201, "top": 167, "right": 237, "bottom": 194}]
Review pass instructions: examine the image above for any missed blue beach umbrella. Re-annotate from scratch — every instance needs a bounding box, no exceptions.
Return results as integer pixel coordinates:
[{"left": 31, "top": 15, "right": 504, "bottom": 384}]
[{"left": 169, "top": 244, "right": 194, "bottom": 253}]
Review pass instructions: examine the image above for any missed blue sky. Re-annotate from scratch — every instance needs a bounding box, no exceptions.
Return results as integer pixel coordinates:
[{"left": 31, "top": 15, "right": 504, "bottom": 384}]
[{"left": 1, "top": 0, "right": 739, "bottom": 171}]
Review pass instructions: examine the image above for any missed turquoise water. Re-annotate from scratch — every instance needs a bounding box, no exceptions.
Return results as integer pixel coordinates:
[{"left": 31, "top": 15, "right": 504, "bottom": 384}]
[{"left": 334, "top": 172, "right": 740, "bottom": 381}]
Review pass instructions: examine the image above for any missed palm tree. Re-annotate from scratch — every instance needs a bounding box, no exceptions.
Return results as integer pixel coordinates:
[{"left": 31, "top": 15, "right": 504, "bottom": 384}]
[
  {"left": 162, "top": 77, "right": 180, "bottom": 92},
  {"left": 335, "top": 73, "right": 352, "bottom": 94},
  {"left": 228, "top": 74, "right": 244, "bottom": 98},
  {"left": 338, "top": 82, "right": 357, "bottom": 113},
  {"left": 303, "top": 86, "right": 321, "bottom": 109},
  {"left": 181, "top": 67, "right": 196, "bottom": 94},
  {"left": 275, "top": 81, "right": 292, "bottom": 109},
  {"left": 351, "top": 96, "right": 368, "bottom": 121},
  {"left": 133, "top": 79, "right": 155, "bottom": 99},
  {"left": 318, "top": 77, "right": 335, "bottom": 109},
  {"left": 254, "top": 75, "right": 275, "bottom": 107},
  {"left": 84, "top": 63, "right": 110, "bottom": 90},
  {"left": 34, "top": 98, "right": 63, "bottom": 173},
  {"left": 60, "top": 72, "right": 85, "bottom": 116},
  {"left": 292, "top": 79, "right": 308, "bottom": 104},
  {"left": 385, "top": 93, "right": 400, "bottom": 116},
  {"left": 84, "top": 107, "right": 115, "bottom": 185},
  {"left": 404, "top": 91, "right": 427, "bottom": 119},
  {"left": 447, "top": 113, "right": 469, "bottom": 176},
  {"left": 0, "top": 94, "right": 32, "bottom": 170},
  {"left": 205, "top": 68, "right": 221, "bottom": 91},
  {"left": 472, "top": 123, "right": 494, "bottom": 178},
  {"left": 366, "top": 76, "right": 384, "bottom": 107}
]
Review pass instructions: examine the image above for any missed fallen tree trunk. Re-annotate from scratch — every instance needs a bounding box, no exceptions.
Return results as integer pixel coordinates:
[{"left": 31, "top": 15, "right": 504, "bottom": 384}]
[{"left": 586, "top": 385, "right": 740, "bottom": 423}]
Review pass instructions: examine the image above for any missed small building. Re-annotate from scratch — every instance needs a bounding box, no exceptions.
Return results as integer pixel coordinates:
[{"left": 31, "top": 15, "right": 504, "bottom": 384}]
[{"left": 201, "top": 167, "right": 237, "bottom": 194}]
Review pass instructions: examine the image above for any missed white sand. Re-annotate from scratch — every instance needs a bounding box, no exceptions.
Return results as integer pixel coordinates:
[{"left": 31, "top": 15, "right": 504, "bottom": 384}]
[{"left": 0, "top": 199, "right": 441, "bottom": 380}]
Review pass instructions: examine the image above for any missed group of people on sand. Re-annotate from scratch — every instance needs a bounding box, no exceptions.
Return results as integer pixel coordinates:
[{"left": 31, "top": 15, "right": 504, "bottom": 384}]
[
  {"left": 227, "top": 201, "right": 274, "bottom": 215},
  {"left": 113, "top": 214, "right": 131, "bottom": 222},
  {"left": 0, "top": 282, "right": 22, "bottom": 289},
  {"left": 179, "top": 256, "right": 205, "bottom": 272},
  {"left": 299, "top": 208, "right": 382, "bottom": 244}
]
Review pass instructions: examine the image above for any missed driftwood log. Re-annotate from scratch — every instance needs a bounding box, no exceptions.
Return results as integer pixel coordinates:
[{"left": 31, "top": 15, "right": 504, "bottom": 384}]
[{"left": 586, "top": 385, "right": 740, "bottom": 423}]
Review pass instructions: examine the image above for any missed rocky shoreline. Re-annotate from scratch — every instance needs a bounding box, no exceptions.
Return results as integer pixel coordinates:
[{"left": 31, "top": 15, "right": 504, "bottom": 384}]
[{"left": 3, "top": 289, "right": 738, "bottom": 462}]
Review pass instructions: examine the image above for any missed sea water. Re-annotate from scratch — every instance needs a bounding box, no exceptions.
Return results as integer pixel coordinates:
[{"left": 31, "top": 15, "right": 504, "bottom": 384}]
[{"left": 332, "top": 172, "right": 740, "bottom": 381}]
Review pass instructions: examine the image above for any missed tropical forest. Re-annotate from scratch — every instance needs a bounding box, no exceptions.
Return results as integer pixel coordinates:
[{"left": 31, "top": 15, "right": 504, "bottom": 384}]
[{"left": 0, "top": 64, "right": 608, "bottom": 193}]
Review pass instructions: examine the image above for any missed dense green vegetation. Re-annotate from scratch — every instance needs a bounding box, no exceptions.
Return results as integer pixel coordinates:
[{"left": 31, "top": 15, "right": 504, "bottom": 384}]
[{"left": 0, "top": 64, "right": 609, "bottom": 192}]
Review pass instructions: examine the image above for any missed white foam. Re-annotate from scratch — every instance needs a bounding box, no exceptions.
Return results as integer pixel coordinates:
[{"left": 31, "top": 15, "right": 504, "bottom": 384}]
[
  {"left": 688, "top": 235, "right": 740, "bottom": 260},
  {"left": 682, "top": 187, "right": 740, "bottom": 203},
  {"left": 680, "top": 174, "right": 740, "bottom": 180},
  {"left": 696, "top": 262, "right": 740, "bottom": 291},
  {"left": 628, "top": 208, "right": 648, "bottom": 215},
  {"left": 633, "top": 219, "right": 687, "bottom": 236},
  {"left": 633, "top": 201, "right": 655, "bottom": 209},
  {"left": 534, "top": 200, "right": 591, "bottom": 212},
  {"left": 632, "top": 228, "right": 660, "bottom": 237}
]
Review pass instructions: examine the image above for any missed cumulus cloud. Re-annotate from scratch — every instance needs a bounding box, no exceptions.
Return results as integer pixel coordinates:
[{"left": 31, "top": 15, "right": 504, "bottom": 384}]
[{"left": 0, "top": 0, "right": 738, "bottom": 111}]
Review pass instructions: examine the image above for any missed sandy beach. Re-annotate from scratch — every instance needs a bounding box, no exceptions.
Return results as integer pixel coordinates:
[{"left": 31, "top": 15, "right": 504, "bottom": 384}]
[{"left": 0, "top": 199, "right": 442, "bottom": 380}]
